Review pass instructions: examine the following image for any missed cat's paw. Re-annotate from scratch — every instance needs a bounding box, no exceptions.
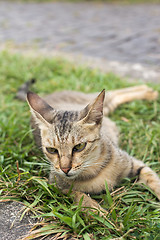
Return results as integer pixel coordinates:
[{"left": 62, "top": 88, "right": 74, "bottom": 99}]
[
  {"left": 73, "top": 191, "right": 108, "bottom": 216},
  {"left": 143, "top": 87, "right": 158, "bottom": 100},
  {"left": 63, "top": 189, "right": 107, "bottom": 216},
  {"left": 154, "top": 187, "right": 160, "bottom": 201}
]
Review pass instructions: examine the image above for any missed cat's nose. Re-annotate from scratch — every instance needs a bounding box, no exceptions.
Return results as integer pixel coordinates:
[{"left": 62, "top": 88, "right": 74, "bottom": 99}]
[{"left": 61, "top": 167, "right": 71, "bottom": 174}]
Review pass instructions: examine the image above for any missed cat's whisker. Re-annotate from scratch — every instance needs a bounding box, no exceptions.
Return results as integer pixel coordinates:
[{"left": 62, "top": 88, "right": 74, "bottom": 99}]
[
  {"left": 38, "top": 146, "right": 43, "bottom": 151},
  {"left": 40, "top": 157, "right": 51, "bottom": 166},
  {"left": 82, "top": 162, "right": 103, "bottom": 168}
]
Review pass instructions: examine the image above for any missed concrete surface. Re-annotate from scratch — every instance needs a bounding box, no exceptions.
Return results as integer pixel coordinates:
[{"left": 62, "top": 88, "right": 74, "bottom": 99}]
[
  {"left": 0, "top": 201, "right": 36, "bottom": 240},
  {"left": 0, "top": 1, "right": 160, "bottom": 82}
]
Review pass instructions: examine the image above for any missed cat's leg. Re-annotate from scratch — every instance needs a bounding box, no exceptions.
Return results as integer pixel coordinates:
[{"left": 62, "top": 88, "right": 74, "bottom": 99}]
[
  {"left": 103, "top": 85, "right": 158, "bottom": 115},
  {"left": 62, "top": 190, "right": 107, "bottom": 216},
  {"left": 130, "top": 158, "right": 160, "bottom": 200}
]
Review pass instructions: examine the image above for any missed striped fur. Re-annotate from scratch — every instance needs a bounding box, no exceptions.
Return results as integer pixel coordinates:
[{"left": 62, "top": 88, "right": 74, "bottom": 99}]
[{"left": 27, "top": 86, "right": 160, "bottom": 213}]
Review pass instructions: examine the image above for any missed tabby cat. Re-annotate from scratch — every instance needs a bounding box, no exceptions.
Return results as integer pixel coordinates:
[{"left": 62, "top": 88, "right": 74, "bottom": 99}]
[{"left": 26, "top": 84, "right": 160, "bottom": 213}]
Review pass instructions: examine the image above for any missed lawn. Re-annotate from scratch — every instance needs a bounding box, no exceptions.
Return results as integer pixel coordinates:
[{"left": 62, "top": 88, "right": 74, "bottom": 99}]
[{"left": 0, "top": 51, "right": 160, "bottom": 239}]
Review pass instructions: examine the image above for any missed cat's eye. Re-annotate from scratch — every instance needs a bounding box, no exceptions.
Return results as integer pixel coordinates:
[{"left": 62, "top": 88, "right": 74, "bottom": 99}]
[
  {"left": 46, "top": 147, "right": 58, "bottom": 154},
  {"left": 73, "top": 142, "right": 87, "bottom": 153}
]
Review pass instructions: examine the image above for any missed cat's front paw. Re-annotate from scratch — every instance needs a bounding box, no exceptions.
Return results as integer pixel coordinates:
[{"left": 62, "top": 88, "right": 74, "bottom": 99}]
[
  {"left": 73, "top": 191, "right": 108, "bottom": 216},
  {"left": 155, "top": 187, "right": 160, "bottom": 201}
]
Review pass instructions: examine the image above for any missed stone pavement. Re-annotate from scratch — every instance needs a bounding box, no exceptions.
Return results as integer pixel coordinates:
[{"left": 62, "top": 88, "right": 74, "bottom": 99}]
[
  {"left": 0, "top": 1, "right": 160, "bottom": 240},
  {"left": 0, "top": 201, "right": 36, "bottom": 240},
  {"left": 0, "top": 1, "right": 160, "bottom": 82}
]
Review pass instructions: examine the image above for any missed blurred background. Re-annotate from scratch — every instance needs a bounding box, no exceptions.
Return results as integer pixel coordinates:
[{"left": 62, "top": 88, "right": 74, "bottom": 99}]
[{"left": 0, "top": 0, "right": 160, "bottom": 82}]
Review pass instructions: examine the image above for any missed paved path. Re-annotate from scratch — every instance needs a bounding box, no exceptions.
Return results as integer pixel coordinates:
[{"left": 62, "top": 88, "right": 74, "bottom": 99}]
[
  {"left": 0, "top": 1, "right": 160, "bottom": 68},
  {"left": 0, "top": 202, "right": 36, "bottom": 240}
]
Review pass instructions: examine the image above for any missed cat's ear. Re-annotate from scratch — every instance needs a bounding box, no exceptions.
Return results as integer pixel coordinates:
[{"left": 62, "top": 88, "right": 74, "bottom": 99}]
[
  {"left": 79, "top": 89, "right": 105, "bottom": 125},
  {"left": 27, "top": 92, "right": 56, "bottom": 126}
]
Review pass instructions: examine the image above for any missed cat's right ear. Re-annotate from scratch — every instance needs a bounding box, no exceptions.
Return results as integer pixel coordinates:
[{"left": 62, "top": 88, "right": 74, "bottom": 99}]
[{"left": 27, "top": 92, "right": 56, "bottom": 127}]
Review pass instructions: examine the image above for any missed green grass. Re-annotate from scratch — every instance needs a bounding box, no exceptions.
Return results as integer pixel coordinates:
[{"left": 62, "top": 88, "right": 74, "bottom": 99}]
[{"left": 0, "top": 51, "right": 160, "bottom": 240}]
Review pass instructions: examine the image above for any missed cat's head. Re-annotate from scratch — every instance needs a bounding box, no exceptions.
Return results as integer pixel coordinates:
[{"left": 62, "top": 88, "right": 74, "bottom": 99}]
[{"left": 27, "top": 90, "right": 105, "bottom": 180}]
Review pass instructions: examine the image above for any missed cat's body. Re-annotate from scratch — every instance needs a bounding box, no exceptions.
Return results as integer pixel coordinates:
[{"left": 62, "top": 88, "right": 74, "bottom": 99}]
[{"left": 26, "top": 85, "right": 160, "bottom": 212}]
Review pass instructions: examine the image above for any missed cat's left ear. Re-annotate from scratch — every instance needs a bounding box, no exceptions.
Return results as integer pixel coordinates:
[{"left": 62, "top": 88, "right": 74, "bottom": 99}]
[
  {"left": 79, "top": 89, "right": 105, "bottom": 125},
  {"left": 27, "top": 92, "right": 56, "bottom": 127}
]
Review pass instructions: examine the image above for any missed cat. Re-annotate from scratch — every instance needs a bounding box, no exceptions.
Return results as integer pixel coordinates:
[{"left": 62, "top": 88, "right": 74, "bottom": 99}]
[{"left": 24, "top": 83, "right": 160, "bottom": 214}]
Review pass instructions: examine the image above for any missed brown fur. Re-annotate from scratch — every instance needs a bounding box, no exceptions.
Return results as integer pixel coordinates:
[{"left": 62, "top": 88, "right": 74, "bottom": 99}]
[{"left": 27, "top": 85, "right": 160, "bottom": 214}]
